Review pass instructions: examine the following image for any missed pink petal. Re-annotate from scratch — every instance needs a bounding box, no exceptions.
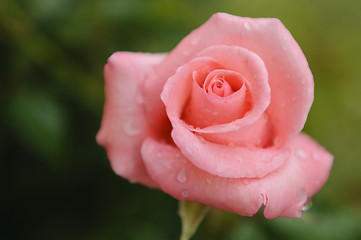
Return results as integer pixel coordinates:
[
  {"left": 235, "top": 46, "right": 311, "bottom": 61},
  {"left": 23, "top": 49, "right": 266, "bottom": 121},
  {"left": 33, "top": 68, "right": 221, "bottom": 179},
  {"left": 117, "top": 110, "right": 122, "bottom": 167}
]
[
  {"left": 183, "top": 72, "right": 250, "bottom": 129},
  {"left": 141, "top": 138, "right": 264, "bottom": 216},
  {"left": 171, "top": 120, "right": 287, "bottom": 178},
  {"left": 261, "top": 133, "right": 333, "bottom": 218},
  {"left": 192, "top": 45, "right": 270, "bottom": 133},
  {"left": 146, "top": 13, "right": 313, "bottom": 144},
  {"left": 161, "top": 56, "right": 223, "bottom": 121},
  {"left": 141, "top": 133, "right": 333, "bottom": 219},
  {"left": 96, "top": 52, "right": 166, "bottom": 187}
]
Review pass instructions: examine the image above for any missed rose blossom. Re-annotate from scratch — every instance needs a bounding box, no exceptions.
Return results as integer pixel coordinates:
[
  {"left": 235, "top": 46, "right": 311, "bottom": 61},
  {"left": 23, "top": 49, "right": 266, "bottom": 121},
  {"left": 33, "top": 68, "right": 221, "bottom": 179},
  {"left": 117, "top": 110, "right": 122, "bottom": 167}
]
[{"left": 97, "top": 13, "right": 333, "bottom": 219}]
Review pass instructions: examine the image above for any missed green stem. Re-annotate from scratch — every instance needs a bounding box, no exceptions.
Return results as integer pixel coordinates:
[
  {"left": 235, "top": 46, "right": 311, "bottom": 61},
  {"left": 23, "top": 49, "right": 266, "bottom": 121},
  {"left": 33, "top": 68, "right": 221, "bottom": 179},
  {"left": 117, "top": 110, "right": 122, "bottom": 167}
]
[{"left": 179, "top": 201, "right": 210, "bottom": 240}]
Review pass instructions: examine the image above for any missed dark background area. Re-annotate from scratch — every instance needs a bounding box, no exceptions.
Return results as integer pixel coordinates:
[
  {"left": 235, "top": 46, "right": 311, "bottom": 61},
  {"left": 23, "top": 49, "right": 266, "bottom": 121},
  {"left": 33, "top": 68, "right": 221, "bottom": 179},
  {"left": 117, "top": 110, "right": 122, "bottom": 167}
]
[{"left": 1, "top": 0, "right": 361, "bottom": 239}]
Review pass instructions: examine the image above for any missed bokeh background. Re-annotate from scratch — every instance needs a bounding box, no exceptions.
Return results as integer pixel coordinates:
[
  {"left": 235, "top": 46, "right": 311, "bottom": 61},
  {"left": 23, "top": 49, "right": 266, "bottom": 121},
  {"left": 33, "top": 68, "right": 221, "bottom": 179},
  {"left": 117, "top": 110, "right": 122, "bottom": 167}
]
[{"left": 1, "top": 0, "right": 361, "bottom": 239}]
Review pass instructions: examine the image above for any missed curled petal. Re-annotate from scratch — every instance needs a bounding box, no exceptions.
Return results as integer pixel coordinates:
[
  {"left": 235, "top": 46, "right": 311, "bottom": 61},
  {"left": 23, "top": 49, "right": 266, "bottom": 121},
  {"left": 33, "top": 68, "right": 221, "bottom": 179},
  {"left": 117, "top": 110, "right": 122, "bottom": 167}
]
[
  {"left": 141, "top": 138, "right": 264, "bottom": 216},
  {"left": 171, "top": 121, "right": 287, "bottom": 178},
  {"left": 96, "top": 52, "right": 166, "bottom": 187},
  {"left": 141, "top": 133, "right": 333, "bottom": 219},
  {"left": 149, "top": 13, "right": 313, "bottom": 143}
]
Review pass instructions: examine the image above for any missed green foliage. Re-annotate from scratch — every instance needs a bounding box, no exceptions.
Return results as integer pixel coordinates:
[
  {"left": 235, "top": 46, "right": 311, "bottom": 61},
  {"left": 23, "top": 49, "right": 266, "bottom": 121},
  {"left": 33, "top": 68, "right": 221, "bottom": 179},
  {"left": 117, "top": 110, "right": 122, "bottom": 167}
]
[{"left": 1, "top": 0, "right": 361, "bottom": 239}]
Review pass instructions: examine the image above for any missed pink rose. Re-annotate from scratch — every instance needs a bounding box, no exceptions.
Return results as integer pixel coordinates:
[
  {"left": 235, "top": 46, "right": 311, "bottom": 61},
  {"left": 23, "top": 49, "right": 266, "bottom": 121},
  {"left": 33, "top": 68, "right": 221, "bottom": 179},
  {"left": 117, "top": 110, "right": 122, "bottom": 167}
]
[{"left": 97, "top": 13, "right": 333, "bottom": 219}]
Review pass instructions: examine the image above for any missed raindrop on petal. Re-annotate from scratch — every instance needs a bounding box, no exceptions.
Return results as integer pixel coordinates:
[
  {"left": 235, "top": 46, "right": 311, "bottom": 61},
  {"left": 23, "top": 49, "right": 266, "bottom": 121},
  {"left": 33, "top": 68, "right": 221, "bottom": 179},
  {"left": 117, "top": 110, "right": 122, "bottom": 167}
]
[
  {"left": 181, "top": 190, "right": 189, "bottom": 198},
  {"left": 302, "top": 200, "right": 312, "bottom": 211},
  {"left": 123, "top": 120, "right": 142, "bottom": 136},
  {"left": 191, "top": 36, "right": 200, "bottom": 46},
  {"left": 295, "top": 149, "right": 307, "bottom": 159},
  {"left": 177, "top": 167, "right": 187, "bottom": 183},
  {"left": 244, "top": 21, "right": 251, "bottom": 30}
]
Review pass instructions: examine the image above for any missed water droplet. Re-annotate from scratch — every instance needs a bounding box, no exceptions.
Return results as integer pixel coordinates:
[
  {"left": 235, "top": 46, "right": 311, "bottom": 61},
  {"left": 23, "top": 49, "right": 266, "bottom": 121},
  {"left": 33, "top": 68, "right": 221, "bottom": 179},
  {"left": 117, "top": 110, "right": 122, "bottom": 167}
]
[
  {"left": 296, "top": 188, "right": 307, "bottom": 206},
  {"left": 182, "top": 49, "right": 190, "bottom": 56},
  {"left": 295, "top": 149, "right": 307, "bottom": 159},
  {"left": 301, "top": 78, "right": 306, "bottom": 85},
  {"left": 282, "top": 45, "right": 287, "bottom": 50},
  {"left": 281, "top": 101, "right": 286, "bottom": 108},
  {"left": 243, "top": 179, "right": 250, "bottom": 185},
  {"left": 177, "top": 167, "right": 187, "bottom": 183},
  {"left": 244, "top": 21, "right": 251, "bottom": 30},
  {"left": 194, "top": 143, "right": 201, "bottom": 151},
  {"left": 181, "top": 190, "right": 189, "bottom": 198},
  {"left": 122, "top": 120, "right": 141, "bottom": 136},
  {"left": 191, "top": 36, "right": 200, "bottom": 46},
  {"left": 312, "top": 152, "right": 320, "bottom": 161},
  {"left": 302, "top": 200, "right": 312, "bottom": 211},
  {"left": 291, "top": 96, "right": 297, "bottom": 101}
]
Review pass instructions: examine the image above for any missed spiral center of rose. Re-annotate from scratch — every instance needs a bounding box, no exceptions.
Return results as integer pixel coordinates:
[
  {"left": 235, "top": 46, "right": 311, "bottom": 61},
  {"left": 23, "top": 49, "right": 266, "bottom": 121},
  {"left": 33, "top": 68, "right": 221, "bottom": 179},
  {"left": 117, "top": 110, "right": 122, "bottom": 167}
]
[{"left": 203, "top": 70, "right": 245, "bottom": 98}]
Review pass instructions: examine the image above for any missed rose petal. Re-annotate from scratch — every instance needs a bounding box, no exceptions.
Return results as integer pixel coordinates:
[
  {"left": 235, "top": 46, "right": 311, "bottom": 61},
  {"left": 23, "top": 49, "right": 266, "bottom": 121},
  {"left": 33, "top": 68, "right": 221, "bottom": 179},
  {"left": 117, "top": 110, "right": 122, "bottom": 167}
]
[
  {"left": 141, "top": 138, "right": 263, "bottom": 216},
  {"left": 192, "top": 45, "right": 270, "bottom": 133},
  {"left": 146, "top": 13, "right": 313, "bottom": 144},
  {"left": 96, "top": 52, "right": 166, "bottom": 187},
  {"left": 161, "top": 57, "right": 223, "bottom": 121},
  {"left": 171, "top": 120, "right": 287, "bottom": 178},
  {"left": 183, "top": 69, "right": 250, "bottom": 128},
  {"left": 141, "top": 133, "right": 333, "bottom": 219},
  {"left": 262, "top": 133, "right": 333, "bottom": 218}
]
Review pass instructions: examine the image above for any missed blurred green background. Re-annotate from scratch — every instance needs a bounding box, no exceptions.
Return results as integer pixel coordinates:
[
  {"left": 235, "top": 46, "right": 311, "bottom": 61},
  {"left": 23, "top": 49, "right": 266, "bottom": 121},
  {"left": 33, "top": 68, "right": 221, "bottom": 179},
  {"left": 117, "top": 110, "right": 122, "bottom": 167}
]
[{"left": 1, "top": 0, "right": 361, "bottom": 239}]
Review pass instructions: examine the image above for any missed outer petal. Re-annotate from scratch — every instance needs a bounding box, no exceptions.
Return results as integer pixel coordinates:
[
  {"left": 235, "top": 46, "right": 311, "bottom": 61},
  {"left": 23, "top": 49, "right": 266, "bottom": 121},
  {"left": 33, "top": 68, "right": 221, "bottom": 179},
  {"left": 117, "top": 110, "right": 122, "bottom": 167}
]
[
  {"left": 144, "top": 13, "right": 313, "bottom": 144},
  {"left": 261, "top": 133, "right": 333, "bottom": 218},
  {"left": 141, "top": 133, "right": 333, "bottom": 219},
  {"left": 171, "top": 120, "right": 287, "bottom": 178},
  {"left": 96, "top": 52, "right": 166, "bottom": 187},
  {"left": 141, "top": 138, "right": 264, "bottom": 216}
]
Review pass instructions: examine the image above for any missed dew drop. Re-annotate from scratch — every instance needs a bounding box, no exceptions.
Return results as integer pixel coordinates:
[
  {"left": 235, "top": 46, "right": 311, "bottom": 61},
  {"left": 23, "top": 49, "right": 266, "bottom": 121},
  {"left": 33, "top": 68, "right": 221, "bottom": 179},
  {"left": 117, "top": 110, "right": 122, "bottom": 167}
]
[
  {"left": 291, "top": 96, "right": 297, "bottom": 101},
  {"left": 194, "top": 143, "right": 201, "bottom": 151},
  {"left": 296, "top": 188, "right": 307, "bottom": 206},
  {"left": 191, "top": 36, "right": 200, "bottom": 46},
  {"left": 281, "top": 101, "right": 286, "bottom": 108},
  {"left": 312, "top": 152, "right": 320, "bottom": 161},
  {"left": 301, "top": 78, "right": 306, "bottom": 85},
  {"left": 244, "top": 21, "right": 251, "bottom": 30},
  {"left": 181, "top": 190, "right": 189, "bottom": 198},
  {"left": 302, "top": 200, "right": 312, "bottom": 211},
  {"left": 282, "top": 45, "right": 287, "bottom": 50},
  {"left": 177, "top": 167, "right": 187, "bottom": 183},
  {"left": 122, "top": 120, "right": 141, "bottom": 136},
  {"left": 243, "top": 179, "right": 250, "bottom": 185},
  {"left": 295, "top": 149, "right": 307, "bottom": 159},
  {"left": 182, "top": 49, "right": 190, "bottom": 56}
]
